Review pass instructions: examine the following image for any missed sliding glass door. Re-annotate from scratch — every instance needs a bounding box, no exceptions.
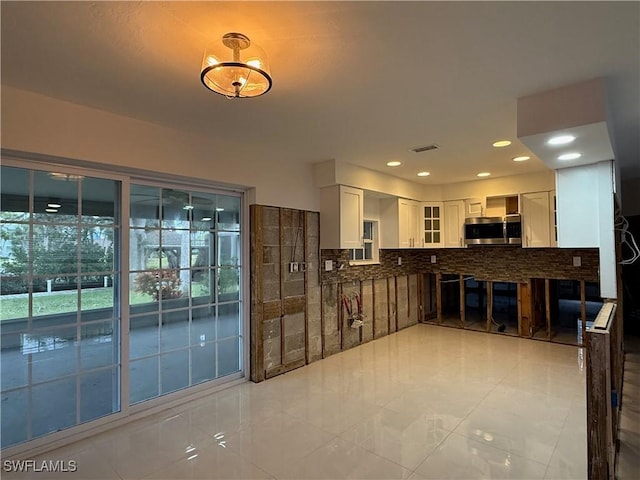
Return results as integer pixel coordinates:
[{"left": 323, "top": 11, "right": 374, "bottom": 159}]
[
  {"left": 0, "top": 163, "right": 244, "bottom": 450},
  {"left": 128, "top": 185, "right": 242, "bottom": 404}
]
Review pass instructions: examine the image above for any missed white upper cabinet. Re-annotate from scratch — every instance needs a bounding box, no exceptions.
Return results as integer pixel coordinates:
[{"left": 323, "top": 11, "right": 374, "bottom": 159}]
[
  {"left": 381, "top": 197, "right": 422, "bottom": 248},
  {"left": 401, "top": 198, "right": 421, "bottom": 248},
  {"left": 320, "top": 185, "right": 364, "bottom": 249},
  {"left": 421, "top": 202, "right": 444, "bottom": 247},
  {"left": 520, "top": 191, "right": 551, "bottom": 248},
  {"left": 443, "top": 200, "right": 465, "bottom": 247},
  {"left": 464, "top": 197, "right": 486, "bottom": 217}
]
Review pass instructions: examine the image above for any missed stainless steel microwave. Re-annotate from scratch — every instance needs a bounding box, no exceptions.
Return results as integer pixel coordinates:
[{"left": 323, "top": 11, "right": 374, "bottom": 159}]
[{"left": 464, "top": 214, "right": 522, "bottom": 246}]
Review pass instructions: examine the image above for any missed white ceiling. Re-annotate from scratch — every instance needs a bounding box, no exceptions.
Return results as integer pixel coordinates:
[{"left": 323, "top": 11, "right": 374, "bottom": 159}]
[{"left": 1, "top": 1, "right": 638, "bottom": 186}]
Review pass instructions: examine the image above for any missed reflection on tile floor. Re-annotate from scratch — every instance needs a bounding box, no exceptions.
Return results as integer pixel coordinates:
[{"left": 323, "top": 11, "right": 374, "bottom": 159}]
[{"left": 3, "top": 324, "right": 598, "bottom": 480}]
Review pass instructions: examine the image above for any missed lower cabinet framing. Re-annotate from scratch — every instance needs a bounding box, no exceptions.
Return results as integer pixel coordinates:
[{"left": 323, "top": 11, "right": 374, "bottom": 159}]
[{"left": 419, "top": 273, "right": 604, "bottom": 345}]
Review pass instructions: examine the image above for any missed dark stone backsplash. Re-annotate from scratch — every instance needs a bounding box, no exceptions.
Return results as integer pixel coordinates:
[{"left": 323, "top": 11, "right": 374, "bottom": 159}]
[{"left": 321, "top": 246, "right": 599, "bottom": 284}]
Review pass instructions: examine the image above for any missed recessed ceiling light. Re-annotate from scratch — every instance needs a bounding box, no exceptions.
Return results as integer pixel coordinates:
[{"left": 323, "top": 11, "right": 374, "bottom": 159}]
[
  {"left": 547, "top": 134, "right": 576, "bottom": 146},
  {"left": 45, "top": 208, "right": 58, "bottom": 213},
  {"left": 47, "top": 202, "right": 62, "bottom": 208},
  {"left": 201, "top": 217, "right": 212, "bottom": 222},
  {"left": 386, "top": 161, "right": 402, "bottom": 167},
  {"left": 558, "top": 152, "right": 582, "bottom": 161},
  {"left": 183, "top": 205, "right": 195, "bottom": 210},
  {"left": 477, "top": 172, "right": 491, "bottom": 177},
  {"left": 492, "top": 140, "right": 511, "bottom": 148},
  {"left": 512, "top": 156, "right": 530, "bottom": 162},
  {"left": 216, "top": 208, "right": 225, "bottom": 212},
  {"left": 417, "top": 171, "right": 430, "bottom": 177}
]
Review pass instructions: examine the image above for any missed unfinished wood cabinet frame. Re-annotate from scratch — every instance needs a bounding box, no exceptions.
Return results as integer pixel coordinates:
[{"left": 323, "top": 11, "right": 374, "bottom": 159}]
[
  {"left": 436, "top": 272, "right": 443, "bottom": 325},
  {"left": 250, "top": 205, "right": 264, "bottom": 382},
  {"left": 459, "top": 275, "right": 466, "bottom": 328},
  {"left": 486, "top": 280, "right": 493, "bottom": 332}
]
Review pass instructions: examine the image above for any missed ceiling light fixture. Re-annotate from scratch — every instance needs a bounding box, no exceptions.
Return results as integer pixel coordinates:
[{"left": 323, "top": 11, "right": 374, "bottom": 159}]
[
  {"left": 45, "top": 208, "right": 58, "bottom": 213},
  {"left": 558, "top": 152, "right": 582, "bottom": 161},
  {"left": 547, "top": 134, "right": 576, "bottom": 146},
  {"left": 386, "top": 161, "right": 402, "bottom": 167},
  {"left": 47, "top": 202, "right": 62, "bottom": 208},
  {"left": 477, "top": 172, "right": 491, "bottom": 177},
  {"left": 200, "top": 32, "right": 272, "bottom": 98},
  {"left": 512, "top": 156, "right": 530, "bottom": 162},
  {"left": 417, "top": 171, "right": 430, "bottom": 177},
  {"left": 492, "top": 140, "right": 511, "bottom": 148}
]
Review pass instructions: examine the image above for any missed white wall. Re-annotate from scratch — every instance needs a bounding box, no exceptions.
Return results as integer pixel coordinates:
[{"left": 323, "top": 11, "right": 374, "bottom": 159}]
[
  {"left": 556, "top": 161, "right": 617, "bottom": 298},
  {"left": 314, "top": 159, "right": 434, "bottom": 201},
  {"left": 314, "top": 159, "right": 555, "bottom": 203},
  {"left": 363, "top": 195, "right": 381, "bottom": 222},
  {"left": 1, "top": 86, "right": 319, "bottom": 211},
  {"left": 440, "top": 170, "right": 555, "bottom": 201}
]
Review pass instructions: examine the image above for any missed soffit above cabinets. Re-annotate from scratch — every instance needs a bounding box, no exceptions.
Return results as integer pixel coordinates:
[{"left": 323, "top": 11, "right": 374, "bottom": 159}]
[{"left": 517, "top": 79, "right": 615, "bottom": 171}]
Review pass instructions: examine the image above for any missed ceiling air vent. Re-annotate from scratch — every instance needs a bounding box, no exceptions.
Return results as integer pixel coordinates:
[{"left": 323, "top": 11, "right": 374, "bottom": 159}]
[{"left": 409, "top": 144, "right": 439, "bottom": 153}]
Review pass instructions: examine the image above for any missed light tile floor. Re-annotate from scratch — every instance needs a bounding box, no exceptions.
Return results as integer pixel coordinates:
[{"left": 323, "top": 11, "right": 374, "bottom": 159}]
[{"left": 3, "top": 325, "right": 595, "bottom": 479}]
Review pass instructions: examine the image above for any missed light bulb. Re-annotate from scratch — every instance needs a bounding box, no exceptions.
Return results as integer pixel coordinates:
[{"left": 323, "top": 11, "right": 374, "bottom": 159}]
[
  {"left": 558, "top": 152, "right": 582, "bottom": 161},
  {"left": 547, "top": 134, "right": 575, "bottom": 146}
]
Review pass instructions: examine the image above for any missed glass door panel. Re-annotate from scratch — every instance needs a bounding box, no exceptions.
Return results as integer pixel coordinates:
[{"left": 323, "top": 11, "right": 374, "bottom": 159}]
[
  {"left": 0, "top": 166, "right": 121, "bottom": 449},
  {"left": 128, "top": 185, "right": 242, "bottom": 405}
]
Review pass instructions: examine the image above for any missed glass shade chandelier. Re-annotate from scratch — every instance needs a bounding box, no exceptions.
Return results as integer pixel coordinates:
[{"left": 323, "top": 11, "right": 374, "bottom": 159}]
[{"left": 200, "top": 32, "right": 272, "bottom": 98}]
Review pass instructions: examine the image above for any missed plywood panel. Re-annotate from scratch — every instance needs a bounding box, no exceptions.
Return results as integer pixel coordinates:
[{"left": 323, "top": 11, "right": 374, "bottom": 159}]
[
  {"left": 262, "top": 300, "right": 282, "bottom": 320},
  {"left": 284, "top": 296, "right": 306, "bottom": 315}
]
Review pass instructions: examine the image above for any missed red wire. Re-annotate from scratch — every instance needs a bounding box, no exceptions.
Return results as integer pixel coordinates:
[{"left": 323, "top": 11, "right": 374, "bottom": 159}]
[
  {"left": 342, "top": 294, "right": 352, "bottom": 316},
  {"left": 355, "top": 292, "right": 362, "bottom": 314}
]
